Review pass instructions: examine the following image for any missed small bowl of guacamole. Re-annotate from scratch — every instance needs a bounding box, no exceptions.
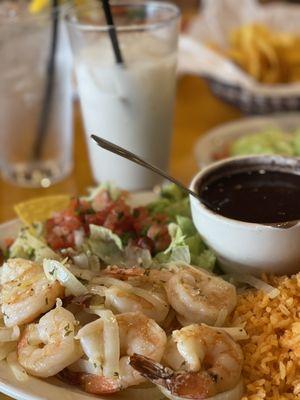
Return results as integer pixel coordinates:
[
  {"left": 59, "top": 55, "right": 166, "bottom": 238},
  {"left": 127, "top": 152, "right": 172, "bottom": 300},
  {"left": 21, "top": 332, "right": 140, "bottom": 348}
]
[{"left": 195, "top": 114, "right": 300, "bottom": 167}]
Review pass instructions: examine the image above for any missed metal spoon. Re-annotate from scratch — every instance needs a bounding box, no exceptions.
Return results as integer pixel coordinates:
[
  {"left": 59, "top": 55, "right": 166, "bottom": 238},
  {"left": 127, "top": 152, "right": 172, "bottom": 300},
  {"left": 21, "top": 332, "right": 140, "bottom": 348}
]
[{"left": 91, "top": 134, "right": 201, "bottom": 201}]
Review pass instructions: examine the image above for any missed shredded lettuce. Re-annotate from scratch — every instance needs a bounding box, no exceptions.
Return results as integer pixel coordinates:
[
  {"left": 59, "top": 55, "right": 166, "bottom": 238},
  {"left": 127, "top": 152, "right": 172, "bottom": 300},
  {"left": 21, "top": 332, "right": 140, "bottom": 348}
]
[
  {"left": 293, "top": 129, "right": 300, "bottom": 156},
  {"left": 80, "top": 183, "right": 215, "bottom": 271},
  {"left": 124, "top": 246, "right": 152, "bottom": 268},
  {"left": 155, "top": 223, "right": 191, "bottom": 264},
  {"left": 176, "top": 215, "right": 197, "bottom": 236},
  {"left": 43, "top": 259, "right": 88, "bottom": 296},
  {"left": 164, "top": 223, "right": 191, "bottom": 264},
  {"left": 193, "top": 249, "right": 216, "bottom": 270},
  {"left": 89, "top": 225, "right": 123, "bottom": 250},
  {"left": 82, "top": 183, "right": 121, "bottom": 202},
  {"left": 155, "top": 220, "right": 215, "bottom": 270},
  {"left": 86, "top": 225, "right": 123, "bottom": 265},
  {"left": 9, "top": 228, "right": 58, "bottom": 262},
  {"left": 148, "top": 184, "right": 191, "bottom": 219},
  {"left": 13, "top": 183, "right": 214, "bottom": 272},
  {"left": 86, "top": 225, "right": 152, "bottom": 268},
  {"left": 150, "top": 186, "right": 216, "bottom": 271}
]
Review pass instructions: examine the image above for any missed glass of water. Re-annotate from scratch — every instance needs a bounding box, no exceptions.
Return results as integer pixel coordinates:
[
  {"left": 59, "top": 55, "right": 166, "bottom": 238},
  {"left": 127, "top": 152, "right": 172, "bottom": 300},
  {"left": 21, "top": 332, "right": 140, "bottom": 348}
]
[
  {"left": 66, "top": 1, "right": 180, "bottom": 191},
  {"left": 0, "top": 2, "right": 73, "bottom": 188}
]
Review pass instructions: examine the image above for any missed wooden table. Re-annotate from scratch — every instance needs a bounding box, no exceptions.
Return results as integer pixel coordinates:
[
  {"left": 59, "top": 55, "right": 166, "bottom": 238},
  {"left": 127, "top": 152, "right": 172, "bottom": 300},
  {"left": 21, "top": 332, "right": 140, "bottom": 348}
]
[
  {"left": 0, "top": 76, "right": 241, "bottom": 224},
  {"left": 0, "top": 75, "right": 241, "bottom": 399}
]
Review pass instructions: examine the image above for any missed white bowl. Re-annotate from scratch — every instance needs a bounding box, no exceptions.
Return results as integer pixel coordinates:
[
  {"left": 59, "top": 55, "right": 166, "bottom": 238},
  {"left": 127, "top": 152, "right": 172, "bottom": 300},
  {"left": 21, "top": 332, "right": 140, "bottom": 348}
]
[
  {"left": 189, "top": 155, "right": 300, "bottom": 276},
  {"left": 195, "top": 113, "right": 300, "bottom": 168}
]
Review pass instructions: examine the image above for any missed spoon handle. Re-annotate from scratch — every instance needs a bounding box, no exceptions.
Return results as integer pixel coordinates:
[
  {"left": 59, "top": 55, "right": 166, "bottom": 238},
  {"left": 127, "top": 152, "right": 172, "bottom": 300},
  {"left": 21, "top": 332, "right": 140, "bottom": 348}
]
[{"left": 91, "top": 135, "right": 200, "bottom": 201}]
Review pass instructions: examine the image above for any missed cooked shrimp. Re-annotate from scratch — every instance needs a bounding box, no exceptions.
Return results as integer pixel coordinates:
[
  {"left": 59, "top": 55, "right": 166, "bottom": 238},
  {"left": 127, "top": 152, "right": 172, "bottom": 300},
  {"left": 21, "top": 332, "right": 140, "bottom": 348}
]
[
  {"left": 17, "top": 305, "right": 83, "bottom": 377},
  {"left": 101, "top": 265, "right": 145, "bottom": 280},
  {"left": 1, "top": 258, "right": 64, "bottom": 327},
  {"left": 105, "top": 285, "right": 169, "bottom": 323},
  {"left": 102, "top": 265, "right": 172, "bottom": 284},
  {"left": 67, "top": 311, "right": 167, "bottom": 394},
  {"left": 165, "top": 266, "right": 237, "bottom": 326},
  {"left": 130, "top": 324, "right": 243, "bottom": 400},
  {"left": 90, "top": 269, "right": 170, "bottom": 323},
  {"left": 117, "top": 312, "right": 167, "bottom": 387}
]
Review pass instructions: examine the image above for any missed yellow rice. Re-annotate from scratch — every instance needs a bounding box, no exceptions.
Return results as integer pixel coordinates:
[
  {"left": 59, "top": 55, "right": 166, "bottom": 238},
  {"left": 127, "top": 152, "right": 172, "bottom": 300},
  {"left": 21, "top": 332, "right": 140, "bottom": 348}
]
[{"left": 231, "top": 273, "right": 300, "bottom": 400}]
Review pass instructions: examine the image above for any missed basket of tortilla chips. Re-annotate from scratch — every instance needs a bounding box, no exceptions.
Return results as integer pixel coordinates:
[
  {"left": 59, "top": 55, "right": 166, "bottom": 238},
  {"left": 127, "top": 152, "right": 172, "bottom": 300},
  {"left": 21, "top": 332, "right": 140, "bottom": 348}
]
[{"left": 179, "top": 0, "right": 300, "bottom": 114}]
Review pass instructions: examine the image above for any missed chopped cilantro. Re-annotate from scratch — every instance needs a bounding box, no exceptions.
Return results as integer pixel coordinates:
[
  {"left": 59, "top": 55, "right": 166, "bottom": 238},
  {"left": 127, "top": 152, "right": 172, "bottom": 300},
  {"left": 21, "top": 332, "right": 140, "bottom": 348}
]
[{"left": 63, "top": 323, "right": 72, "bottom": 337}]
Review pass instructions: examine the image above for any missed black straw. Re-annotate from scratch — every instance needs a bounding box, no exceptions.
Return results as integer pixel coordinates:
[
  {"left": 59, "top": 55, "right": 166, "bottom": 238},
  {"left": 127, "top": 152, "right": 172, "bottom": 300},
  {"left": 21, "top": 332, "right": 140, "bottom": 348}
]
[
  {"left": 32, "top": 0, "right": 59, "bottom": 160},
  {"left": 100, "top": 0, "right": 124, "bottom": 64}
]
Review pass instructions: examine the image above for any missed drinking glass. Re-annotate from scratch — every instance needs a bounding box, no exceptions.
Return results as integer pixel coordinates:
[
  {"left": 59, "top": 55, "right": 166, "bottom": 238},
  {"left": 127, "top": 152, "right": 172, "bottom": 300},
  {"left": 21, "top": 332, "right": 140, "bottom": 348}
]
[
  {"left": 0, "top": 2, "right": 73, "bottom": 188},
  {"left": 66, "top": 1, "right": 180, "bottom": 190}
]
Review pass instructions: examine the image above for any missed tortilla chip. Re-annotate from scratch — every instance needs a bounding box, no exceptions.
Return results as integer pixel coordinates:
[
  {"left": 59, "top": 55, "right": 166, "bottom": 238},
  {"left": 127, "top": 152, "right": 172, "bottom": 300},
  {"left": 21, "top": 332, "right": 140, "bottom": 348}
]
[{"left": 14, "top": 195, "right": 70, "bottom": 226}]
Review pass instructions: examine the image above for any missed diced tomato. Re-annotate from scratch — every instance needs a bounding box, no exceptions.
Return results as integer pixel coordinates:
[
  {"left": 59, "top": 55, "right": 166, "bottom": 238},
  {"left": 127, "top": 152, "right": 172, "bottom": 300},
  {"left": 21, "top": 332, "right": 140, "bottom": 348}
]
[
  {"left": 84, "top": 211, "right": 107, "bottom": 231},
  {"left": 45, "top": 199, "right": 83, "bottom": 250},
  {"left": 147, "top": 223, "right": 171, "bottom": 253},
  {"left": 135, "top": 237, "right": 155, "bottom": 254},
  {"left": 132, "top": 207, "right": 151, "bottom": 232},
  {"left": 44, "top": 192, "right": 171, "bottom": 254},
  {"left": 4, "top": 237, "right": 14, "bottom": 248},
  {"left": 0, "top": 248, "right": 4, "bottom": 265},
  {"left": 46, "top": 231, "right": 74, "bottom": 250},
  {"left": 103, "top": 199, "right": 135, "bottom": 236},
  {"left": 91, "top": 190, "right": 112, "bottom": 212}
]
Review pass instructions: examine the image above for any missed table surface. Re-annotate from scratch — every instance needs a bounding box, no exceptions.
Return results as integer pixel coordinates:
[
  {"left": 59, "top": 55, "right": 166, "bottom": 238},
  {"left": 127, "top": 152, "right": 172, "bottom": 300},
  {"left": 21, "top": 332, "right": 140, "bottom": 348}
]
[{"left": 0, "top": 76, "right": 241, "bottom": 399}]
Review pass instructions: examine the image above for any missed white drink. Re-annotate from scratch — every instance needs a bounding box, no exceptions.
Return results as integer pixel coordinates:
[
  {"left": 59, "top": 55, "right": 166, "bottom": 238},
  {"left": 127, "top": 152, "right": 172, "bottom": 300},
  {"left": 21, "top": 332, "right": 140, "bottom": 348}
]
[{"left": 75, "top": 33, "right": 177, "bottom": 190}]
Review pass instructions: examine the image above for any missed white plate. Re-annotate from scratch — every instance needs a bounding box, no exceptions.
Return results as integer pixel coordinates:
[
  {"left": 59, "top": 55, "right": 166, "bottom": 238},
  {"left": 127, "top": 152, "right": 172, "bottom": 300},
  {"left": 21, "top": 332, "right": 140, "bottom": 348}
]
[
  {"left": 194, "top": 113, "right": 300, "bottom": 168},
  {"left": 0, "top": 197, "right": 162, "bottom": 400},
  {"left": 0, "top": 359, "right": 160, "bottom": 400}
]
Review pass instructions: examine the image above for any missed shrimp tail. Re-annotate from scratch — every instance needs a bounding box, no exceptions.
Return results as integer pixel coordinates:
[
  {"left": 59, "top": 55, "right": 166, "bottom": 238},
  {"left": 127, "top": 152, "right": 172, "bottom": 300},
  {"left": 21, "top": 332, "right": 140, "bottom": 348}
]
[
  {"left": 130, "top": 354, "right": 216, "bottom": 400},
  {"left": 59, "top": 369, "right": 121, "bottom": 394},
  {"left": 129, "top": 353, "right": 175, "bottom": 390},
  {"left": 129, "top": 353, "right": 174, "bottom": 387}
]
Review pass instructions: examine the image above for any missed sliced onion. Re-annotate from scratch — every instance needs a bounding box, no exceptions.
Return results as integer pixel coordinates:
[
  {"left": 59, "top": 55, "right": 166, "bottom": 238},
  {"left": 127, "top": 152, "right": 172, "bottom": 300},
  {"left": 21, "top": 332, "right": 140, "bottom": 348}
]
[
  {"left": 129, "top": 287, "right": 169, "bottom": 322},
  {"left": 201, "top": 324, "right": 248, "bottom": 341},
  {"left": 74, "top": 229, "right": 85, "bottom": 248},
  {"left": 90, "top": 308, "right": 120, "bottom": 378},
  {"left": 0, "top": 342, "right": 16, "bottom": 361},
  {"left": 56, "top": 298, "right": 63, "bottom": 308},
  {"left": 88, "top": 284, "right": 107, "bottom": 297},
  {"left": 91, "top": 276, "right": 131, "bottom": 290},
  {"left": 214, "top": 309, "right": 228, "bottom": 327},
  {"left": 77, "top": 318, "right": 103, "bottom": 339},
  {"left": 0, "top": 326, "right": 20, "bottom": 342},
  {"left": 76, "top": 319, "right": 104, "bottom": 375},
  {"left": 229, "top": 273, "right": 280, "bottom": 299},
  {"left": 43, "top": 259, "right": 88, "bottom": 296},
  {"left": 73, "top": 253, "right": 89, "bottom": 269},
  {"left": 68, "top": 265, "right": 96, "bottom": 281},
  {"left": 91, "top": 277, "right": 169, "bottom": 322},
  {"left": 7, "top": 352, "right": 28, "bottom": 382},
  {"left": 92, "top": 277, "right": 167, "bottom": 311},
  {"left": 217, "top": 327, "right": 249, "bottom": 341},
  {"left": 88, "top": 255, "right": 101, "bottom": 272},
  {"left": 68, "top": 358, "right": 99, "bottom": 374},
  {"left": 92, "top": 277, "right": 169, "bottom": 323},
  {"left": 159, "top": 378, "right": 244, "bottom": 400}
]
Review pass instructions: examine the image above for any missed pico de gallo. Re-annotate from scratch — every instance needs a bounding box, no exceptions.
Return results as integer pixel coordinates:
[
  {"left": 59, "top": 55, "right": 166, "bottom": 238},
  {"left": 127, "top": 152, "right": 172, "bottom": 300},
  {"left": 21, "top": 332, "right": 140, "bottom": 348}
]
[{"left": 5, "top": 184, "right": 216, "bottom": 271}]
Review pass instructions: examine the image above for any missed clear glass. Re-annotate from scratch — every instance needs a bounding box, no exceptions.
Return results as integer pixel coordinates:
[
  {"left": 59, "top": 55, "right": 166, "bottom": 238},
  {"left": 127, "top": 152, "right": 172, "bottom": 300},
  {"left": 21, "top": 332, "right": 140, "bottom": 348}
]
[
  {"left": 66, "top": 1, "right": 180, "bottom": 190},
  {"left": 0, "top": 2, "right": 73, "bottom": 188}
]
